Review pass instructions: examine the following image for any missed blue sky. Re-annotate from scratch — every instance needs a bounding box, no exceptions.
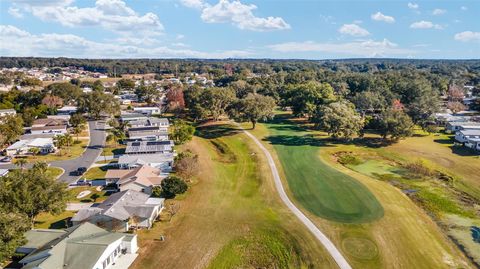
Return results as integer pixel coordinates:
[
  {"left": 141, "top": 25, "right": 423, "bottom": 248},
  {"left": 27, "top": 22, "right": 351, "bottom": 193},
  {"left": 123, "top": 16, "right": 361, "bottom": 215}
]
[{"left": 0, "top": 0, "right": 479, "bottom": 59}]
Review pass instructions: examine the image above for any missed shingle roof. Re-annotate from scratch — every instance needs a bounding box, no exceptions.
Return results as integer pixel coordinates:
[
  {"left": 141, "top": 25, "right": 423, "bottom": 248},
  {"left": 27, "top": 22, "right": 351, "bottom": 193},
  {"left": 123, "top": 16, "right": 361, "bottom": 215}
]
[
  {"left": 73, "top": 190, "right": 164, "bottom": 223},
  {"left": 19, "top": 223, "right": 130, "bottom": 269}
]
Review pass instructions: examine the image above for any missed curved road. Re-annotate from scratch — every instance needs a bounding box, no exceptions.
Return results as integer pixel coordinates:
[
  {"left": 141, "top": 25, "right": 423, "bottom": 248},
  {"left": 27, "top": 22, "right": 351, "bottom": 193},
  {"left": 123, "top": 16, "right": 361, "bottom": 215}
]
[
  {"left": 52, "top": 120, "right": 106, "bottom": 183},
  {"left": 241, "top": 129, "right": 352, "bottom": 269}
]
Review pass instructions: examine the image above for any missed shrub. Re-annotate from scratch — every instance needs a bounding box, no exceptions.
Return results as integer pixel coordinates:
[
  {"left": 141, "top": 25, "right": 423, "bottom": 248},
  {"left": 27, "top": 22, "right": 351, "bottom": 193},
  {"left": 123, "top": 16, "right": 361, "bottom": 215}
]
[
  {"left": 336, "top": 152, "right": 363, "bottom": 166},
  {"left": 160, "top": 176, "right": 188, "bottom": 198}
]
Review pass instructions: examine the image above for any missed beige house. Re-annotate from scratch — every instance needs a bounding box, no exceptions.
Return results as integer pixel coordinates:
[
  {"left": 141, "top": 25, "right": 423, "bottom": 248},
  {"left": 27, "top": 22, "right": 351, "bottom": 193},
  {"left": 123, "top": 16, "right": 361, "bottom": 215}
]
[{"left": 105, "top": 164, "right": 165, "bottom": 194}]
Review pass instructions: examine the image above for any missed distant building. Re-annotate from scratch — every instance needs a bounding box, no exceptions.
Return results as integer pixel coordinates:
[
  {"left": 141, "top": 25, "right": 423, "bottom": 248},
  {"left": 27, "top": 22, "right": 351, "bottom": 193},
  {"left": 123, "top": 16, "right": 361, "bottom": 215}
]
[
  {"left": 16, "top": 222, "right": 139, "bottom": 269},
  {"left": 0, "top": 108, "right": 16, "bottom": 117},
  {"left": 120, "top": 112, "right": 148, "bottom": 123},
  {"left": 57, "top": 105, "right": 78, "bottom": 115},
  {"left": 133, "top": 106, "right": 161, "bottom": 116}
]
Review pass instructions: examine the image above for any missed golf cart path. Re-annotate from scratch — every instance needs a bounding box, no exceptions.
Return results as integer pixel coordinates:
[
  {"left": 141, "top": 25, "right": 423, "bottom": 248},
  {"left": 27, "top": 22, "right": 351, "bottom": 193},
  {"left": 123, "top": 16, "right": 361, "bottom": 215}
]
[{"left": 241, "top": 128, "right": 352, "bottom": 269}]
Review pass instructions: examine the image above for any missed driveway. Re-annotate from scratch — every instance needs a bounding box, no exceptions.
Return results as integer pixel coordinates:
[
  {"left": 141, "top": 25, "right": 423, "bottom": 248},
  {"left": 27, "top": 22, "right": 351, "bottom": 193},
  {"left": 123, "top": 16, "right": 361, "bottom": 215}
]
[
  {"left": 51, "top": 120, "right": 106, "bottom": 183},
  {"left": 241, "top": 127, "right": 352, "bottom": 269}
]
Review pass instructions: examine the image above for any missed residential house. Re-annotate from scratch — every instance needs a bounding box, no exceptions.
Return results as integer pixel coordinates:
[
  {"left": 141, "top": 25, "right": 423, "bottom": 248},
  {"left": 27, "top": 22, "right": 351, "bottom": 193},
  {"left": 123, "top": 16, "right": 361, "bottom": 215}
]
[
  {"left": 16, "top": 222, "right": 138, "bottom": 269},
  {"left": 5, "top": 138, "right": 56, "bottom": 156},
  {"left": 125, "top": 140, "right": 174, "bottom": 155},
  {"left": 30, "top": 118, "right": 68, "bottom": 135},
  {"left": 464, "top": 136, "right": 480, "bottom": 152},
  {"left": 127, "top": 126, "right": 168, "bottom": 141},
  {"left": 104, "top": 164, "right": 166, "bottom": 193},
  {"left": 119, "top": 113, "right": 148, "bottom": 123},
  {"left": 0, "top": 108, "right": 16, "bottom": 117},
  {"left": 71, "top": 190, "right": 164, "bottom": 231},
  {"left": 445, "top": 121, "right": 480, "bottom": 133},
  {"left": 133, "top": 106, "right": 161, "bottom": 116},
  {"left": 455, "top": 129, "right": 480, "bottom": 143},
  {"left": 117, "top": 153, "right": 174, "bottom": 171},
  {"left": 128, "top": 117, "right": 169, "bottom": 130},
  {"left": 57, "top": 105, "right": 77, "bottom": 115}
]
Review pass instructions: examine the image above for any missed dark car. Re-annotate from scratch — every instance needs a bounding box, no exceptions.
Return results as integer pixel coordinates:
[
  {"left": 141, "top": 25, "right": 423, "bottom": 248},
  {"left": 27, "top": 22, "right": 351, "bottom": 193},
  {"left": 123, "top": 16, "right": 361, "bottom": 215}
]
[
  {"left": 0, "top": 156, "right": 12, "bottom": 163},
  {"left": 72, "top": 167, "right": 87, "bottom": 176}
]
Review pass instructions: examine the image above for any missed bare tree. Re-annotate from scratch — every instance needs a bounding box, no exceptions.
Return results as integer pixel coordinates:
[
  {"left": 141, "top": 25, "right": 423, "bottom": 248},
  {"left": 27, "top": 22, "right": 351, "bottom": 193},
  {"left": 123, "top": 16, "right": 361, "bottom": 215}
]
[{"left": 167, "top": 202, "right": 180, "bottom": 222}]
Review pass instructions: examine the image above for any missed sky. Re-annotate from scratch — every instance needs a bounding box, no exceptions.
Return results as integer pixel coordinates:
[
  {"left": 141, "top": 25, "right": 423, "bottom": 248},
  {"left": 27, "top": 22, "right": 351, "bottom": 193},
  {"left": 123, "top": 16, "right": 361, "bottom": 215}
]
[{"left": 0, "top": 0, "right": 479, "bottom": 59}]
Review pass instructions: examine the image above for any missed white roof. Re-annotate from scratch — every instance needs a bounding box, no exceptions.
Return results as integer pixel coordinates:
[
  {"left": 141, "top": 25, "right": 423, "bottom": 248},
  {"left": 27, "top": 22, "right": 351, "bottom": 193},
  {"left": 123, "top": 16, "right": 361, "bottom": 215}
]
[
  {"left": 134, "top": 107, "right": 159, "bottom": 111},
  {"left": 7, "top": 138, "right": 54, "bottom": 150},
  {"left": 57, "top": 106, "right": 77, "bottom": 111},
  {"left": 458, "top": 129, "right": 480, "bottom": 136}
]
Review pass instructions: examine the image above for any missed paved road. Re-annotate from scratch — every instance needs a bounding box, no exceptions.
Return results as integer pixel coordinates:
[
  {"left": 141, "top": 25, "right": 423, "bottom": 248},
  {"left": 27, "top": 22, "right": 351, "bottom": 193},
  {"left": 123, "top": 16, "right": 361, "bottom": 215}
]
[
  {"left": 241, "top": 128, "right": 352, "bottom": 269},
  {"left": 51, "top": 120, "right": 106, "bottom": 183}
]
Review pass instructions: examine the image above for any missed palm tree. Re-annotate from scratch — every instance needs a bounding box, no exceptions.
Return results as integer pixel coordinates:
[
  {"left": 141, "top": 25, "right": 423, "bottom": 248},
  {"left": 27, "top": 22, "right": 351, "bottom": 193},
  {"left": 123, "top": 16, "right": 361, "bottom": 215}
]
[
  {"left": 72, "top": 124, "right": 85, "bottom": 142},
  {"left": 14, "top": 158, "right": 28, "bottom": 169},
  {"left": 28, "top": 147, "right": 40, "bottom": 159}
]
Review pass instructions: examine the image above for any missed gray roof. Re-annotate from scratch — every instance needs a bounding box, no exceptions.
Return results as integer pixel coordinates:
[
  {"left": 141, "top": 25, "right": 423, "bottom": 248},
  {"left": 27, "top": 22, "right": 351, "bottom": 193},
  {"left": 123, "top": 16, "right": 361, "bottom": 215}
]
[
  {"left": 125, "top": 140, "right": 174, "bottom": 154},
  {"left": 19, "top": 223, "right": 130, "bottom": 269},
  {"left": 72, "top": 190, "right": 164, "bottom": 223},
  {"left": 120, "top": 113, "right": 147, "bottom": 121},
  {"left": 129, "top": 117, "right": 169, "bottom": 127},
  {"left": 118, "top": 153, "right": 174, "bottom": 165},
  {"left": 458, "top": 129, "right": 480, "bottom": 136}
]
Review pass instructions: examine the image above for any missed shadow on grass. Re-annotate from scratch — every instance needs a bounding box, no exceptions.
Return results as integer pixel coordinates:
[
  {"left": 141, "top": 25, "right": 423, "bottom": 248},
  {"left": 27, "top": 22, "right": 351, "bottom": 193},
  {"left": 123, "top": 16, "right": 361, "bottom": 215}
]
[
  {"left": 434, "top": 138, "right": 454, "bottom": 145},
  {"left": 265, "top": 133, "right": 394, "bottom": 149},
  {"left": 111, "top": 148, "right": 125, "bottom": 155},
  {"left": 450, "top": 146, "right": 480, "bottom": 157},
  {"left": 35, "top": 217, "right": 71, "bottom": 229},
  {"left": 195, "top": 124, "right": 240, "bottom": 139}
]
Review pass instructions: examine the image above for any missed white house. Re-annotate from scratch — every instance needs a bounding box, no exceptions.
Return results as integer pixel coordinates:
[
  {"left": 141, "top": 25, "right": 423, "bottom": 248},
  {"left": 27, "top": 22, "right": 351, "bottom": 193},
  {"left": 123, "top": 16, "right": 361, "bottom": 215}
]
[
  {"left": 5, "top": 138, "right": 56, "bottom": 156},
  {"left": 455, "top": 129, "right": 480, "bottom": 143},
  {"left": 133, "top": 106, "right": 161, "bottom": 116},
  {"left": 57, "top": 105, "right": 78, "bottom": 115},
  {"left": 0, "top": 108, "right": 16, "bottom": 117},
  {"left": 16, "top": 222, "right": 138, "bottom": 269},
  {"left": 446, "top": 121, "right": 480, "bottom": 133},
  {"left": 117, "top": 153, "right": 174, "bottom": 172}
]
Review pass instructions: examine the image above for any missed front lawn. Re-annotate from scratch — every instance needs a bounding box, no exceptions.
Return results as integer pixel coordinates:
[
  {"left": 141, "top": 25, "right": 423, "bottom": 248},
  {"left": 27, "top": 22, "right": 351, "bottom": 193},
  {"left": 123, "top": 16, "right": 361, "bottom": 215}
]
[{"left": 35, "top": 211, "right": 75, "bottom": 229}]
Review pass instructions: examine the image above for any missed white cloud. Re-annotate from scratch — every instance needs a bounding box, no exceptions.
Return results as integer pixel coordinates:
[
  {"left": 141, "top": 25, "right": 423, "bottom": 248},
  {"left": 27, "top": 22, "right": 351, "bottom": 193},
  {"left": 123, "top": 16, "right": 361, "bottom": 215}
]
[
  {"left": 432, "top": 8, "right": 446, "bottom": 15},
  {"left": 461, "top": 6, "right": 468, "bottom": 11},
  {"left": 8, "top": 7, "right": 23, "bottom": 18},
  {"left": 408, "top": 2, "right": 419, "bottom": 9},
  {"left": 9, "top": 0, "right": 164, "bottom": 37},
  {"left": 338, "top": 24, "right": 370, "bottom": 37},
  {"left": 0, "top": 25, "right": 253, "bottom": 58},
  {"left": 268, "top": 39, "right": 414, "bottom": 57},
  {"left": 454, "top": 31, "right": 480, "bottom": 42},
  {"left": 180, "top": 0, "right": 207, "bottom": 9},
  {"left": 176, "top": 34, "right": 185, "bottom": 40},
  {"left": 371, "top": 12, "right": 395, "bottom": 23},
  {"left": 182, "top": 0, "right": 290, "bottom": 31},
  {"left": 410, "top": 21, "right": 443, "bottom": 30}
]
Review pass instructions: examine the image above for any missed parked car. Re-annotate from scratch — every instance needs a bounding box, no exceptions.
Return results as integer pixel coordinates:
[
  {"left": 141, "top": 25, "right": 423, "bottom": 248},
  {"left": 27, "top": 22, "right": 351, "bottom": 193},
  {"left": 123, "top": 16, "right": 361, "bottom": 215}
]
[
  {"left": 0, "top": 156, "right": 12, "bottom": 163},
  {"left": 72, "top": 167, "right": 87, "bottom": 176},
  {"left": 76, "top": 178, "right": 91, "bottom": 186}
]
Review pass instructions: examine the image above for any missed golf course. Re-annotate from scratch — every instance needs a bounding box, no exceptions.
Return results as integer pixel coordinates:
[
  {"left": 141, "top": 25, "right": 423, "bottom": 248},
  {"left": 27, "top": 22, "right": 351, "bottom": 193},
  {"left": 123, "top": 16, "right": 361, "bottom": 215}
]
[
  {"left": 132, "top": 123, "right": 337, "bottom": 269},
  {"left": 245, "top": 116, "right": 474, "bottom": 269},
  {"left": 265, "top": 121, "right": 384, "bottom": 223}
]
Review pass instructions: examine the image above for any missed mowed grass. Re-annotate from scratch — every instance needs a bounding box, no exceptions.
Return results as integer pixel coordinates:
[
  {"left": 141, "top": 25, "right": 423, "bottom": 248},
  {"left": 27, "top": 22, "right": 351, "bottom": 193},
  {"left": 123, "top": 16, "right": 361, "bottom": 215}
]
[
  {"left": 247, "top": 121, "right": 473, "bottom": 269},
  {"left": 131, "top": 124, "right": 336, "bottom": 269},
  {"left": 264, "top": 121, "right": 383, "bottom": 223}
]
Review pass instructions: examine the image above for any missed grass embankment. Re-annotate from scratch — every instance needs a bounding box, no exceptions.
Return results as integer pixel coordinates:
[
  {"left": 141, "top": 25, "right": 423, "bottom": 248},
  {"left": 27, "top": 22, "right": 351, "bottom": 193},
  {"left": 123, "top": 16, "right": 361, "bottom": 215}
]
[
  {"left": 131, "top": 124, "right": 336, "bottom": 269},
  {"left": 246, "top": 118, "right": 473, "bottom": 269}
]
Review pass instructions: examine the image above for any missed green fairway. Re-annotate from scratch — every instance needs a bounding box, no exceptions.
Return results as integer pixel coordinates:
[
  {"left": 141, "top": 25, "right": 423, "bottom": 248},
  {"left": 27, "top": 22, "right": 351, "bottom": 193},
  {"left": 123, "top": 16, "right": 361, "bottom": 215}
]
[{"left": 265, "top": 121, "right": 384, "bottom": 223}]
